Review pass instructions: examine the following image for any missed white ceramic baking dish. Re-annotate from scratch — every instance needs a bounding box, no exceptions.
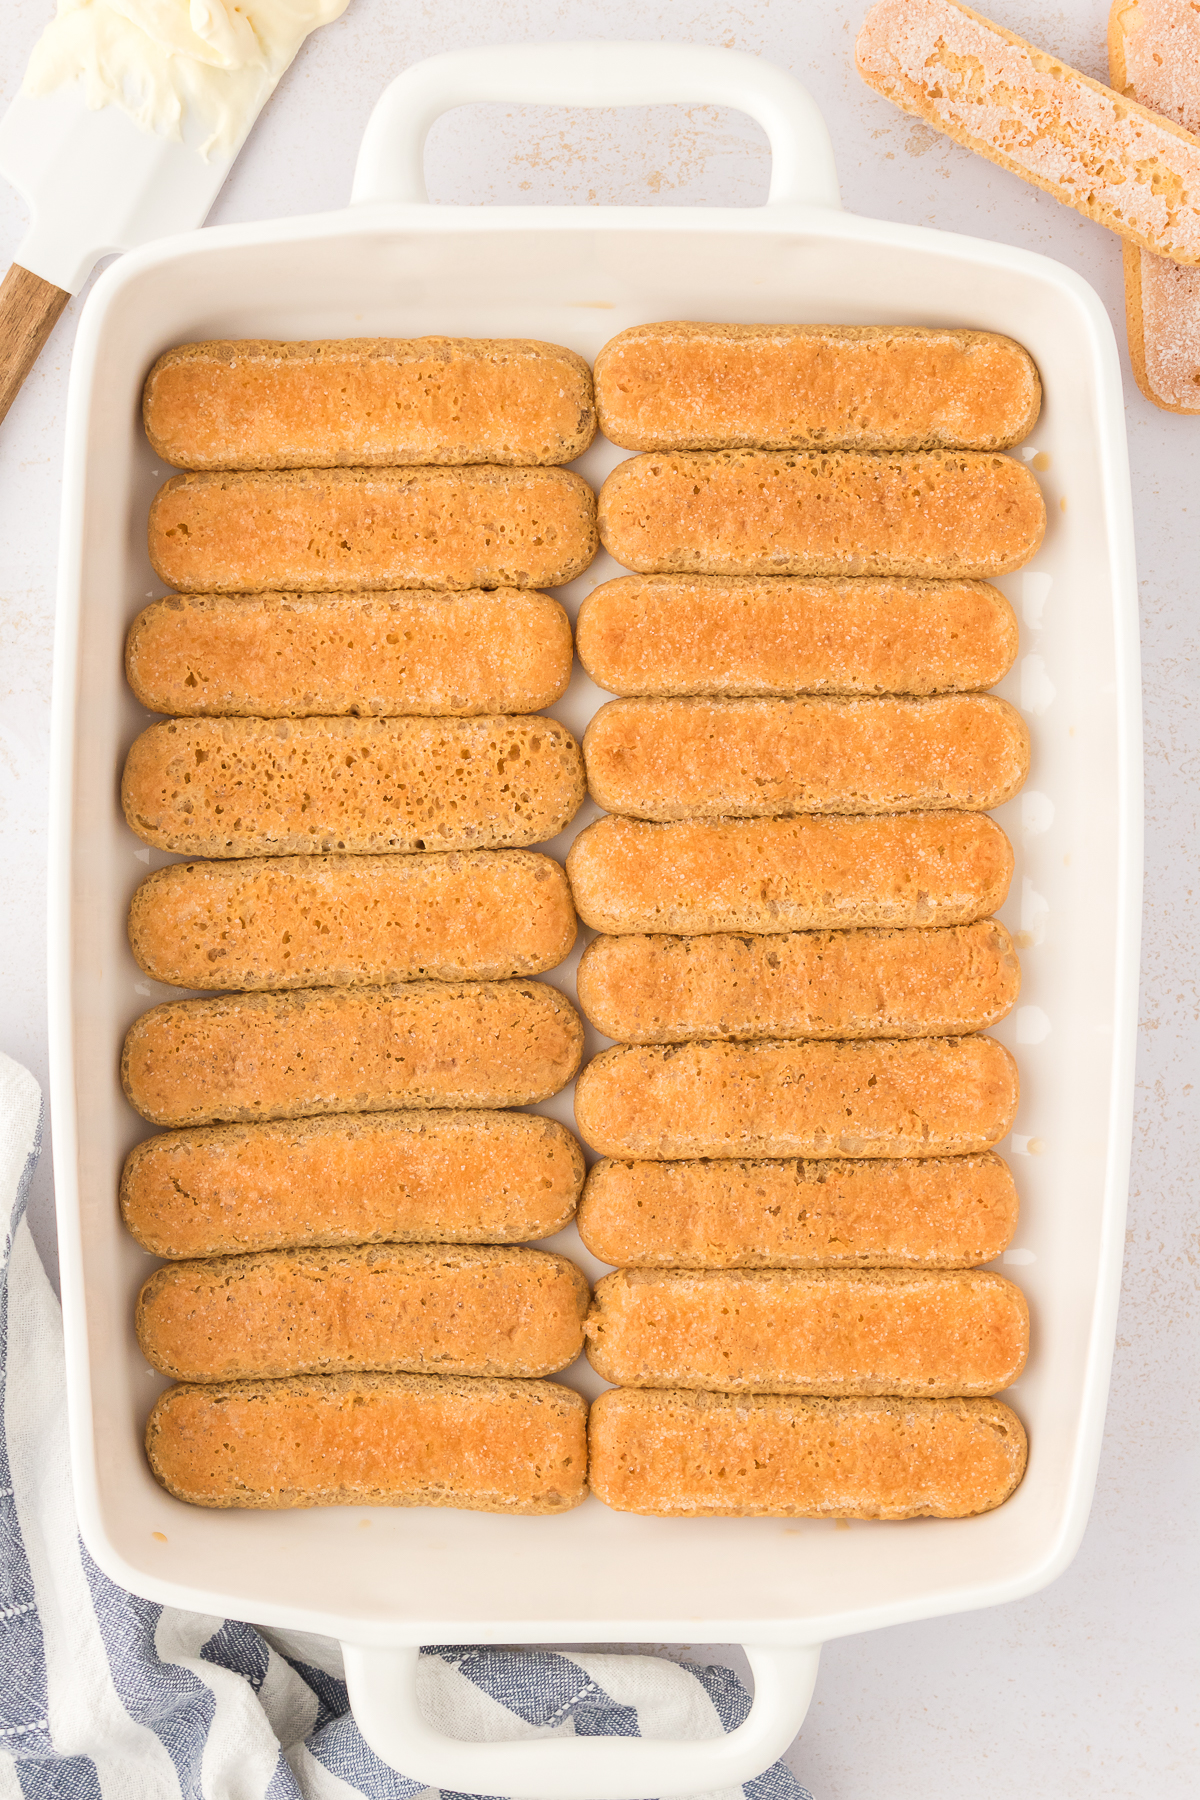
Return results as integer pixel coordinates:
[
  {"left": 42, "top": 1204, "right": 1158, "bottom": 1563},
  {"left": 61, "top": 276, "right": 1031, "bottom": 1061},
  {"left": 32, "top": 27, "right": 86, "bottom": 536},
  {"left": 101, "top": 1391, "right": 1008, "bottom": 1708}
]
[{"left": 46, "top": 41, "right": 1142, "bottom": 1800}]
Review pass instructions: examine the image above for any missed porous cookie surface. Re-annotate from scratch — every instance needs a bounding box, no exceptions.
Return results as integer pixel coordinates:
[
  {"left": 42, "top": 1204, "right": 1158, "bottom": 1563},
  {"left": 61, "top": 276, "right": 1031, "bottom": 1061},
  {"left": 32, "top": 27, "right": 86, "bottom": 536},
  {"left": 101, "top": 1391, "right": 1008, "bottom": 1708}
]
[
  {"left": 137, "top": 1243, "right": 590, "bottom": 1383},
  {"left": 121, "top": 715, "right": 585, "bottom": 858},
  {"left": 148, "top": 466, "right": 598, "bottom": 593},
  {"left": 121, "top": 1110, "right": 585, "bottom": 1259},
  {"left": 597, "top": 449, "right": 1045, "bottom": 579},
  {"left": 857, "top": 0, "right": 1200, "bottom": 263},
  {"left": 585, "top": 1266, "right": 1028, "bottom": 1396},
  {"left": 583, "top": 695, "right": 1030, "bottom": 819},
  {"left": 566, "top": 812, "right": 1014, "bottom": 936},
  {"left": 575, "top": 922, "right": 1020, "bottom": 1043},
  {"left": 587, "top": 1389, "right": 1028, "bottom": 1517},
  {"left": 122, "top": 980, "right": 585, "bottom": 1128},
  {"left": 142, "top": 337, "right": 597, "bottom": 470},
  {"left": 126, "top": 589, "right": 574, "bottom": 718},
  {"left": 577, "top": 1152, "right": 1018, "bottom": 1270},
  {"left": 594, "top": 323, "right": 1040, "bottom": 451},
  {"left": 146, "top": 1372, "right": 589, "bottom": 1512},
  {"left": 575, "top": 574, "right": 1019, "bottom": 698},
  {"left": 128, "top": 850, "right": 576, "bottom": 990},
  {"left": 573, "top": 1035, "right": 1019, "bottom": 1161}
]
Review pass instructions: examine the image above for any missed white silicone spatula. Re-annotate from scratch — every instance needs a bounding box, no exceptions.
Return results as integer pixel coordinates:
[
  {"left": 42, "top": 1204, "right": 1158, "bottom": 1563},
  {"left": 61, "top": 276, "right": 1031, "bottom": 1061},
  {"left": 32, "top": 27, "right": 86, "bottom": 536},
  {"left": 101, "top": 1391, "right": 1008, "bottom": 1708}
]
[{"left": 0, "top": 84, "right": 242, "bottom": 421}]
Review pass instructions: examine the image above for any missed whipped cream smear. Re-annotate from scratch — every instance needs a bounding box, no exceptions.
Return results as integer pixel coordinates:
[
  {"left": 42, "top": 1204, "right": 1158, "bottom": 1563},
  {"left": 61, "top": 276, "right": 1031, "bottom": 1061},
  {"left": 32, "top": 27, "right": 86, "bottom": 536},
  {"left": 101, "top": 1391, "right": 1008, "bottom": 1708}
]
[{"left": 23, "top": 1, "right": 349, "bottom": 158}]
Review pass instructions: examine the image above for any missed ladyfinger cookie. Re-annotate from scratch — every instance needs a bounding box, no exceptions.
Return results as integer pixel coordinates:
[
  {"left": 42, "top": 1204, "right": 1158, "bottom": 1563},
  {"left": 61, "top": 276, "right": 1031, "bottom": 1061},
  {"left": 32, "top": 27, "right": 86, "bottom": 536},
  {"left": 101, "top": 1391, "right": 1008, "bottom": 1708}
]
[
  {"left": 126, "top": 590, "right": 573, "bottom": 718},
  {"left": 1109, "top": 0, "right": 1200, "bottom": 412},
  {"left": 122, "top": 980, "right": 584, "bottom": 1128},
  {"left": 597, "top": 450, "right": 1045, "bottom": 580},
  {"left": 148, "top": 467, "right": 598, "bottom": 594},
  {"left": 583, "top": 695, "right": 1029, "bottom": 819},
  {"left": 586, "top": 1260, "right": 1029, "bottom": 1396},
  {"left": 566, "top": 813, "right": 1013, "bottom": 936},
  {"left": 573, "top": 1036, "right": 1018, "bottom": 1161},
  {"left": 147, "top": 1372, "right": 588, "bottom": 1512},
  {"left": 588, "top": 1389, "right": 1027, "bottom": 1518},
  {"left": 857, "top": 0, "right": 1200, "bottom": 264},
  {"left": 128, "top": 851, "right": 576, "bottom": 991},
  {"left": 121, "top": 715, "right": 585, "bottom": 858},
  {"left": 594, "top": 323, "right": 1040, "bottom": 451},
  {"left": 121, "top": 1110, "right": 585, "bottom": 1259},
  {"left": 585, "top": 1267, "right": 1028, "bottom": 1397},
  {"left": 137, "top": 1244, "right": 589, "bottom": 1384},
  {"left": 575, "top": 922, "right": 1020, "bottom": 1043},
  {"left": 576, "top": 1152, "right": 1018, "bottom": 1270},
  {"left": 575, "top": 574, "right": 1019, "bottom": 699},
  {"left": 142, "top": 338, "right": 596, "bottom": 470}
]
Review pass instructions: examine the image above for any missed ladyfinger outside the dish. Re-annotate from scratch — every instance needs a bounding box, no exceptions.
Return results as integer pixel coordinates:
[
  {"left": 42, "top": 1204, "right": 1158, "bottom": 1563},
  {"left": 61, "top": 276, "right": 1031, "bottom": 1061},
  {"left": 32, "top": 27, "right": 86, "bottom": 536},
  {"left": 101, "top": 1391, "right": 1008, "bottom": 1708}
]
[
  {"left": 597, "top": 450, "right": 1045, "bottom": 580},
  {"left": 574, "top": 1035, "right": 1018, "bottom": 1162},
  {"left": 128, "top": 851, "right": 576, "bottom": 991},
  {"left": 122, "top": 981, "right": 584, "bottom": 1128},
  {"left": 126, "top": 589, "right": 574, "bottom": 718},
  {"left": 121, "top": 715, "right": 584, "bottom": 858},
  {"left": 576, "top": 1152, "right": 1018, "bottom": 1270},
  {"left": 566, "top": 813, "right": 1013, "bottom": 936},
  {"left": 575, "top": 922, "right": 1020, "bottom": 1044},
  {"left": 575, "top": 574, "right": 1019, "bottom": 699},
  {"left": 121, "top": 1110, "right": 585, "bottom": 1259},
  {"left": 588, "top": 1389, "right": 1027, "bottom": 1518},
  {"left": 148, "top": 466, "right": 597, "bottom": 593},
  {"left": 586, "top": 1267, "right": 1027, "bottom": 1398},
  {"left": 857, "top": 0, "right": 1200, "bottom": 264},
  {"left": 594, "top": 323, "right": 1040, "bottom": 451},
  {"left": 146, "top": 1373, "right": 588, "bottom": 1512},
  {"left": 1109, "top": 0, "right": 1200, "bottom": 412},
  {"left": 142, "top": 337, "right": 596, "bottom": 470},
  {"left": 137, "top": 1244, "right": 589, "bottom": 1384},
  {"left": 583, "top": 695, "right": 1030, "bottom": 819}
]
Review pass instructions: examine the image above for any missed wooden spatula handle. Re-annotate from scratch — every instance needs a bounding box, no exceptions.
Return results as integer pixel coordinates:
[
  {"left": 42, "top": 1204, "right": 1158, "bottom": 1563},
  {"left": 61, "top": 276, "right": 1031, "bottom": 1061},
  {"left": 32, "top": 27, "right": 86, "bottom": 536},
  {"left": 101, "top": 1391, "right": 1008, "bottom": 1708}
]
[{"left": 0, "top": 263, "right": 71, "bottom": 427}]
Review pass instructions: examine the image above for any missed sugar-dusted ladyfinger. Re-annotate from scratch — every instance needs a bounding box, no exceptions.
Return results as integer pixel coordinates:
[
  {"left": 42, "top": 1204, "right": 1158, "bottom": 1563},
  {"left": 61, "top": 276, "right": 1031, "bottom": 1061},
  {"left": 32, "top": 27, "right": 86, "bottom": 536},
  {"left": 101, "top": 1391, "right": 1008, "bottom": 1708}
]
[
  {"left": 121, "top": 1110, "right": 585, "bottom": 1259},
  {"left": 122, "top": 981, "right": 584, "bottom": 1128},
  {"left": 857, "top": 0, "right": 1200, "bottom": 264},
  {"left": 597, "top": 449, "right": 1044, "bottom": 579},
  {"left": 576, "top": 1152, "right": 1018, "bottom": 1269},
  {"left": 594, "top": 323, "right": 1040, "bottom": 451},
  {"left": 588, "top": 1389, "right": 1027, "bottom": 1518},
  {"left": 575, "top": 574, "right": 1019, "bottom": 699},
  {"left": 1109, "top": 0, "right": 1200, "bottom": 412},
  {"left": 148, "top": 466, "right": 598, "bottom": 593},
  {"left": 573, "top": 1035, "right": 1018, "bottom": 1161},
  {"left": 121, "top": 715, "right": 584, "bottom": 858},
  {"left": 585, "top": 1267, "right": 1028, "bottom": 1397},
  {"left": 126, "top": 590, "right": 574, "bottom": 718},
  {"left": 583, "top": 695, "right": 1029, "bottom": 819},
  {"left": 147, "top": 1373, "right": 589, "bottom": 1512},
  {"left": 137, "top": 1244, "right": 590, "bottom": 1383},
  {"left": 142, "top": 338, "right": 597, "bottom": 470},
  {"left": 566, "top": 813, "right": 1013, "bottom": 936},
  {"left": 128, "top": 851, "right": 576, "bottom": 991},
  {"left": 575, "top": 922, "right": 1020, "bottom": 1044}
]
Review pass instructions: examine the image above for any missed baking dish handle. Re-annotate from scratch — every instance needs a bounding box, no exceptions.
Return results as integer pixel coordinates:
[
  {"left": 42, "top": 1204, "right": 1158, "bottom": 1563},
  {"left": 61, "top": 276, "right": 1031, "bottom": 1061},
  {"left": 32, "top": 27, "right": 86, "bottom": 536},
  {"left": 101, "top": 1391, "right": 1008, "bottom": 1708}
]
[
  {"left": 350, "top": 40, "right": 841, "bottom": 211},
  {"left": 341, "top": 1640, "right": 821, "bottom": 1799}
]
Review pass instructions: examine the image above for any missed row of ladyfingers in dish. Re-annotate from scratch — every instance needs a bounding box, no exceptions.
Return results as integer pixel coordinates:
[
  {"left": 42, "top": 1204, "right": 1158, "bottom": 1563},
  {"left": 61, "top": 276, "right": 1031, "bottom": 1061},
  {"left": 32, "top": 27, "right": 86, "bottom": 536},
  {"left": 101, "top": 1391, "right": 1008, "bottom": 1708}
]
[
  {"left": 137, "top": 1252, "right": 1025, "bottom": 1398},
  {"left": 145, "top": 451, "right": 1043, "bottom": 590},
  {"left": 143, "top": 326, "right": 1042, "bottom": 468},
  {"left": 146, "top": 1379, "right": 1027, "bottom": 1521}
]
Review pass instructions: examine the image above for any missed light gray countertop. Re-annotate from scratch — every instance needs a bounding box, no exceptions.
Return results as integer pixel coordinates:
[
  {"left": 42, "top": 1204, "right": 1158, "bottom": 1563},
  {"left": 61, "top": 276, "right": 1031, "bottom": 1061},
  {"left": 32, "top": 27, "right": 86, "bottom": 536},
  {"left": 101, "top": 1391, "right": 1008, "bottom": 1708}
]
[{"left": 0, "top": 2, "right": 1194, "bottom": 1793}]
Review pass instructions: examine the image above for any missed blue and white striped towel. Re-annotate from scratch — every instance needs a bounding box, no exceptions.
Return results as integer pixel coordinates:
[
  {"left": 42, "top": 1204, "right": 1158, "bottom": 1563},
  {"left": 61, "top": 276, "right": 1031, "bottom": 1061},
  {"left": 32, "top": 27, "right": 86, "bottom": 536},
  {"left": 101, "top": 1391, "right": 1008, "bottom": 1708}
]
[{"left": 0, "top": 1052, "right": 814, "bottom": 1800}]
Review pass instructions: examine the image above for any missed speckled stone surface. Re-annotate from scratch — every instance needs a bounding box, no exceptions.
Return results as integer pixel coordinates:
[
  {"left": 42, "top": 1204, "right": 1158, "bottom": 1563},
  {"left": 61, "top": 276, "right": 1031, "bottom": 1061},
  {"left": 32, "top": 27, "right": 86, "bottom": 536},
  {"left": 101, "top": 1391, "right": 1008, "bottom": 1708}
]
[{"left": 1, "top": 1, "right": 1193, "bottom": 1791}]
